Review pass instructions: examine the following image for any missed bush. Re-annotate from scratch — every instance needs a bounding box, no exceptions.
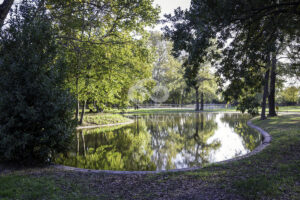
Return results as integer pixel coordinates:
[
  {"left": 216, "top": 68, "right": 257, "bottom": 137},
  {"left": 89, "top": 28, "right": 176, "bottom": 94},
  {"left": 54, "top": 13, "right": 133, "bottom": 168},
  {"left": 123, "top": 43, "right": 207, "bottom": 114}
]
[{"left": 0, "top": 3, "right": 76, "bottom": 164}]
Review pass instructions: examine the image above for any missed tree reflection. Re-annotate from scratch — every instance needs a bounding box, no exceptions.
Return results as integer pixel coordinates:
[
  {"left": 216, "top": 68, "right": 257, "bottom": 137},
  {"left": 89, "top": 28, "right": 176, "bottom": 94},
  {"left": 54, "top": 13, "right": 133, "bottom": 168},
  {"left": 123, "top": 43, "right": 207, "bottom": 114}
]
[
  {"left": 55, "top": 122, "right": 156, "bottom": 171},
  {"left": 220, "top": 113, "right": 261, "bottom": 151},
  {"left": 143, "top": 113, "right": 220, "bottom": 170},
  {"left": 55, "top": 113, "right": 261, "bottom": 171},
  {"left": 182, "top": 113, "right": 220, "bottom": 167}
]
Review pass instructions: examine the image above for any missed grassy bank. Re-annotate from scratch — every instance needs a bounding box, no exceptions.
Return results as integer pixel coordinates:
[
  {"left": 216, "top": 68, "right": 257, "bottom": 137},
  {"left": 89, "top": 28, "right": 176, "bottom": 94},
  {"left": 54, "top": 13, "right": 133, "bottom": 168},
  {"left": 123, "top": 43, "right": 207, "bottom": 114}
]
[
  {"left": 81, "top": 113, "right": 131, "bottom": 127},
  {"left": 105, "top": 105, "right": 300, "bottom": 114},
  {"left": 1, "top": 114, "right": 299, "bottom": 199},
  {"left": 107, "top": 107, "right": 237, "bottom": 114}
]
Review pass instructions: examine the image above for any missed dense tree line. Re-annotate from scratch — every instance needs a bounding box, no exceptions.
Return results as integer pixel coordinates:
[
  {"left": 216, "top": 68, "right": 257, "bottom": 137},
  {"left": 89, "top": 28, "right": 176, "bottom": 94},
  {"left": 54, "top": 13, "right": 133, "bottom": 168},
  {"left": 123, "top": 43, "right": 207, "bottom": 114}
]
[
  {"left": 164, "top": 0, "right": 300, "bottom": 119},
  {"left": 0, "top": 0, "right": 159, "bottom": 163},
  {"left": 146, "top": 32, "right": 219, "bottom": 109}
]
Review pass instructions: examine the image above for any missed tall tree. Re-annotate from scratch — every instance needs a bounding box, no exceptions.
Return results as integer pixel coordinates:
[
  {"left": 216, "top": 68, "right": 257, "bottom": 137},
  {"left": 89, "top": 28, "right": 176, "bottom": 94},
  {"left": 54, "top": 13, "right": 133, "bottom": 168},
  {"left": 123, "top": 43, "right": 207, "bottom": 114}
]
[
  {"left": 149, "top": 32, "right": 187, "bottom": 105},
  {"left": 0, "top": 0, "right": 14, "bottom": 28},
  {"left": 0, "top": 2, "right": 76, "bottom": 163},
  {"left": 50, "top": 0, "right": 159, "bottom": 124},
  {"left": 165, "top": 0, "right": 300, "bottom": 119}
]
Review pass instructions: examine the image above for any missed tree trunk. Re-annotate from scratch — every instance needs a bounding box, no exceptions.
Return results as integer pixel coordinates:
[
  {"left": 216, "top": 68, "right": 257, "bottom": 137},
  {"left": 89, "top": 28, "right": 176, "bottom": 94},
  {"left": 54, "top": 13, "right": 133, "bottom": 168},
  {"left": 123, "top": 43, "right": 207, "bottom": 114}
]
[
  {"left": 79, "top": 100, "right": 86, "bottom": 125},
  {"left": 75, "top": 77, "right": 79, "bottom": 122},
  {"left": 195, "top": 113, "right": 199, "bottom": 135},
  {"left": 200, "top": 92, "right": 204, "bottom": 111},
  {"left": 195, "top": 87, "right": 200, "bottom": 111},
  {"left": 261, "top": 69, "right": 270, "bottom": 120},
  {"left": 0, "top": 0, "right": 14, "bottom": 28},
  {"left": 81, "top": 131, "right": 86, "bottom": 157},
  {"left": 268, "top": 53, "right": 277, "bottom": 117},
  {"left": 76, "top": 100, "right": 80, "bottom": 122}
]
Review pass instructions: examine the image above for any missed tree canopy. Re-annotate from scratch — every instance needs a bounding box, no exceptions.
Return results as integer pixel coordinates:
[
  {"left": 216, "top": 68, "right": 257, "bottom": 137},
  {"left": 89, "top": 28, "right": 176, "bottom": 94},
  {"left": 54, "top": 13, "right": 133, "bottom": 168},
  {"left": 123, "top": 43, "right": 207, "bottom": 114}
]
[{"left": 164, "top": 0, "right": 300, "bottom": 118}]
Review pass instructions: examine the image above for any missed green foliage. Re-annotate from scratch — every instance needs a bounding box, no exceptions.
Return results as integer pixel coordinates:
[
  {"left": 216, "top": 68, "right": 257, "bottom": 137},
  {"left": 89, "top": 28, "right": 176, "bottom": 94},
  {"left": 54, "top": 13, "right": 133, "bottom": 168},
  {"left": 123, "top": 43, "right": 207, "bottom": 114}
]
[
  {"left": 149, "top": 32, "right": 187, "bottom": 104},
  {"left": 165, "top": 0, "right": 300, "bottom": 115},
  {"left": 279, "top": 86, "right": 300, "bottom": 105},
  {"left": 0, "top": 3, "right": 76, "bottom": 164},
  {"left": 50, "top": 0, "right": 159, "bottom": 114},
  {"left": 150, "top": 32, "right": 219, "bottom": 105}
]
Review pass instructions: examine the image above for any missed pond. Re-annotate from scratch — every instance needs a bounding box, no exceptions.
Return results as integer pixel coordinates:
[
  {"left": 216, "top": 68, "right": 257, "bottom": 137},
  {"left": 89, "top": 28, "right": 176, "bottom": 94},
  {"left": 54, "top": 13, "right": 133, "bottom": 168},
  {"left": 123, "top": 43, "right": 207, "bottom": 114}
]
[{"left": 55, "top": 113, "right": 262, "bottom": 171}]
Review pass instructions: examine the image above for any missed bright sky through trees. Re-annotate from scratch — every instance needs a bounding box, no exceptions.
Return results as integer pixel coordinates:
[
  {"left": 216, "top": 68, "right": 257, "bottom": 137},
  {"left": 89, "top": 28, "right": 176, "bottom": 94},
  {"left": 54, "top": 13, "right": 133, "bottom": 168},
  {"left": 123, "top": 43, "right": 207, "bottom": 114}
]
[
  {"left": 153, "top": 0, "right": 191, "bottom": 17},
  {"left": 153, "top": 0, "right": 191, "bottom": 31}
]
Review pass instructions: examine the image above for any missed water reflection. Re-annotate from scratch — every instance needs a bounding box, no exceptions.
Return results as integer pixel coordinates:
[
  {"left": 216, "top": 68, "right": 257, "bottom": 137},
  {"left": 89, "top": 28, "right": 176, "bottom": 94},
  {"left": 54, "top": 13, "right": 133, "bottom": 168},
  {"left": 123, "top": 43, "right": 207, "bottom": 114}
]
[{"left": 55, "top": 113, "right": 261, "bottom": 171}]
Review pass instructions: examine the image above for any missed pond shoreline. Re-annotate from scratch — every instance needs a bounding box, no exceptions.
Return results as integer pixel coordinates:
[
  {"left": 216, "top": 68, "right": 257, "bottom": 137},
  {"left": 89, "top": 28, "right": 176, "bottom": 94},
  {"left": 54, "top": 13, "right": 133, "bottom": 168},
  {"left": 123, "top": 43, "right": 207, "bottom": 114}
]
[
  {"left": 55, "top": 116, "right": 271, "bottom": 174},
  {"left": 1, "top": 114, "right": 299, "bottom": 200},
  {"left": 77, "top": 119, "right": 134, "bottom": 130}
]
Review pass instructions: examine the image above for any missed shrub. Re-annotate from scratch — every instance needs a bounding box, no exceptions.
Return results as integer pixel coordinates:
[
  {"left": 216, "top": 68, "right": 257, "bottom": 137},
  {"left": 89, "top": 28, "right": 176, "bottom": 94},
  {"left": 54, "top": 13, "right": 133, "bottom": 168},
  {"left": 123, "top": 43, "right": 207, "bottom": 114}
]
[{"left": 0, "top": 2, "right": 76, "bottom": 164}]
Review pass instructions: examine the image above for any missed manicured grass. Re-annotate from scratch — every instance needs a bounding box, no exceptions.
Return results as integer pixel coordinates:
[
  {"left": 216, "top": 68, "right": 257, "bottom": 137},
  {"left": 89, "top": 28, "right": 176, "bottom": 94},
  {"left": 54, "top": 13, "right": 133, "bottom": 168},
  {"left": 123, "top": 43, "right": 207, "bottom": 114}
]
[
  {"left": 105, "top": 105, "right": 300, "bottom": 114},
  {"left": 0, "top": 174, "right": 98, "bottom": 200},
  {"left": 1, "top": 114, "right": 299, "bottom": 199},
  {"left": 278, "top": 106, "right": 300, "bottom": 112},
  {"left": 228, "top": 114, "right": 300, "bottom": 199},
  {"left": 82, "top": 113, "right": 131, "bottom": 126}
]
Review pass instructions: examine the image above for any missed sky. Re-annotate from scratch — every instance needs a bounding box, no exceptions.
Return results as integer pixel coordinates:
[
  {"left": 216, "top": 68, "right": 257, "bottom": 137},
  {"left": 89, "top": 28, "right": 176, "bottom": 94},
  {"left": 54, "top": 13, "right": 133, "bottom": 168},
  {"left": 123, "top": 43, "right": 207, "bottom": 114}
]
[
  {"left": 152, "top": 0, "right": 191, "bottom": 31},
  {"left": 153, "top": 0, "right": 191, "bottom": 17}
]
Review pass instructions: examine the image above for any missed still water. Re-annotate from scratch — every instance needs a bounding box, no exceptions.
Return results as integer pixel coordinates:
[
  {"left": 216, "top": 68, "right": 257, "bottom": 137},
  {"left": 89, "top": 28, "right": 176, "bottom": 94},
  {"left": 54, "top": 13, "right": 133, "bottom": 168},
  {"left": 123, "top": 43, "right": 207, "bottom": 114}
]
[{"left": 55, "top": 113, "right": 262, "bottom": 171}]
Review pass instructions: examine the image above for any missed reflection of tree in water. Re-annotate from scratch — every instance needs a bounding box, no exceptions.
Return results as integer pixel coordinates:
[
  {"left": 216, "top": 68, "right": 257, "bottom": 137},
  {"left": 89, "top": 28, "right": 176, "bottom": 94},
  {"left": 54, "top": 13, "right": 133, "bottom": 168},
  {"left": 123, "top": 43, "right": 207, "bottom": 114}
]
[
  {"left": 182, "top": 113, "right": 220, "bottom": 167},
  {"left": 146, "top": 113, "right": 220, "bottom": 170},
  {"left": 55, "top": 119, "right": 156, "bottom": 171},
  {"left": 55, "top": 113, "right": 261, "bottom": 171},
  {"left": 220, "top": 113, "right": 261, "bottom": 151},
  {"left": 146, "top": 114, "right": 185, "bottom": 170}
]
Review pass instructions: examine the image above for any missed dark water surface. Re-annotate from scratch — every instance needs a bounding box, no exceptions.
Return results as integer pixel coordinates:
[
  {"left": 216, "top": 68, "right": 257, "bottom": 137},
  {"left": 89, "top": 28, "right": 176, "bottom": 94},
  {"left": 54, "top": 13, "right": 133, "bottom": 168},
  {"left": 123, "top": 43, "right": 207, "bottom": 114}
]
[{"left": 55, "top": 113, "right": 262, "bottom": 171}]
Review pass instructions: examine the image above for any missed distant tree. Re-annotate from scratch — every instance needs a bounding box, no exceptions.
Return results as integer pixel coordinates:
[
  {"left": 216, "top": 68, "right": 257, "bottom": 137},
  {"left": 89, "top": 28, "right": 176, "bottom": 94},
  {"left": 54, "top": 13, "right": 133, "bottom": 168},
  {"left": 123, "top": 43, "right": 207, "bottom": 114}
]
[
  {"left": 0, "top": 2, "right": 76, "bottom": 164},
  {"left": 281, "top": 86, "right": 300, "bottom": 105},
  {"left": 149, "top": 32, "right": 186, "bottom": 105},
  {"left": 184, "top": 62, "right": 216, "bottom": 111}
]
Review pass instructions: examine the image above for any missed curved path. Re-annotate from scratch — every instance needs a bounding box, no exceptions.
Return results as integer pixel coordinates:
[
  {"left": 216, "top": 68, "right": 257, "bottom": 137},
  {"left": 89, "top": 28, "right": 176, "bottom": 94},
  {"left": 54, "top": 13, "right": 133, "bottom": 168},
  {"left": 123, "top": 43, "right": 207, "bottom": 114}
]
[{"left": 54, "top": 117, "right": 272, "bottom": 174}]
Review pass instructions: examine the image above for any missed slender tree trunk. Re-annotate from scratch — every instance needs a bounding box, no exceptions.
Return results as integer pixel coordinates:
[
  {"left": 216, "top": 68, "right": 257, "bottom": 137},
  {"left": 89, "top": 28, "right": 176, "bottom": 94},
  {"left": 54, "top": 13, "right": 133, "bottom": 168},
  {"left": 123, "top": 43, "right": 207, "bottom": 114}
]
[
  {"left": 195, "top": 113, "right": 199, "bottom": 135},
  {"left": 200, "top": 92, "right": 204, "bottom": 111},
  {"left": 79, "top": 100, "right": 86, "bottom": 125},
  {"left": 75, "top": 77, "right": 79, "bottom": 122},
  {"left": 136, "top": 116, "right": 140, "bottom": 134},
  {"left": 195, "top": 87, "right": 200, "bottom": 111},
  {"left": 268, "top": 53, "right": 277, "bottom": 117},
  {"left": 81, "top": 131, "right": 86, "bottom": 156},
  {"left": 76, "top": 100, "right": 80, "bottom": 121},
  {"left": 0, "top": 0, "right": 14, "bottom": 28},
  {"left": 261, "top": 68, "right": 270, "bottom": 120},
  {"left": 200, "top": 113, "right": 204, "bottom": 130}
]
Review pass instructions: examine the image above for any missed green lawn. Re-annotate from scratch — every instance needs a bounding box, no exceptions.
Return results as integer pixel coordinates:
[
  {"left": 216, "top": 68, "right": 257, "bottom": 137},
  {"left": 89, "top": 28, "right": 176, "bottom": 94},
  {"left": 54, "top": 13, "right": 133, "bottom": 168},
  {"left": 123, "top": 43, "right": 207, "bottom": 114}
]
[
  {"left": 106, "top": 107, "right": 237, "bottom": 114},
  {"left": 1, "top": 114, "right": 300, "bottom": 199},
  {"left": 277, "top": 106, "right": 300, "bottom": 112},
  {"left": 81, "top": 113, "right": 131, "bottom": 126},
  {"left": 105, "top": 105, "right": 300, "bottom": 114},
  {"left": 0, "top": 174, "right": 98, "bottom": 200}
]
